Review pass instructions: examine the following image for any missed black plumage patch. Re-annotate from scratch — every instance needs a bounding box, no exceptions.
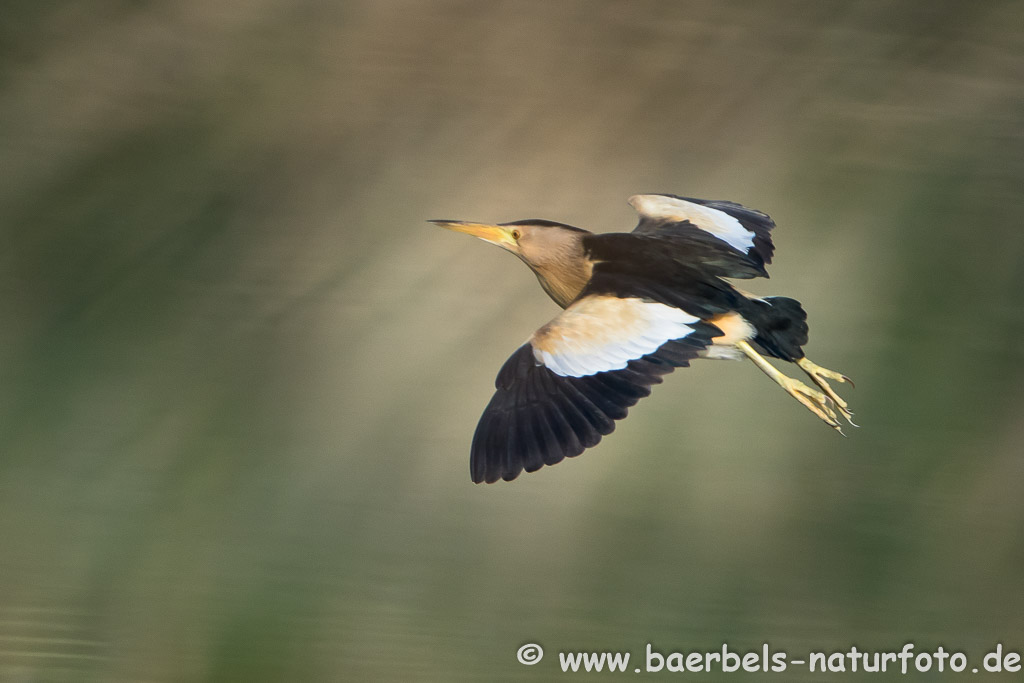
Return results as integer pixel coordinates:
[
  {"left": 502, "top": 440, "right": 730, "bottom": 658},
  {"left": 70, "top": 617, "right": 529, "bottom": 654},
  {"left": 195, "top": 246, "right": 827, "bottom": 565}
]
[
  {"left": 581, "top": 234, "right": 748, "bottom": 318},
  {"left": 740, "top": 296, "right": 810, "bottom": 361},
  {"left": 470, "top": 321, "right": 721, "bottom": 483}
]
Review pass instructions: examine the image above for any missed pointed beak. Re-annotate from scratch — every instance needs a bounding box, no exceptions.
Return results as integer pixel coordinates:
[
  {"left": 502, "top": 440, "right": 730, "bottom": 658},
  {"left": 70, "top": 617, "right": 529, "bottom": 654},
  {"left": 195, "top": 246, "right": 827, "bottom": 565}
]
[{"left": 429, "top": 220, "right": 517, "bottom": 249}]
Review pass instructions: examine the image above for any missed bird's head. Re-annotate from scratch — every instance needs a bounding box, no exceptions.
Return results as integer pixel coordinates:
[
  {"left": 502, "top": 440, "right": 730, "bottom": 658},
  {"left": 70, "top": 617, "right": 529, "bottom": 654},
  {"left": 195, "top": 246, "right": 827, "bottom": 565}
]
[{"left": 429, "top": 219, "right": 589, "bottom": 269}]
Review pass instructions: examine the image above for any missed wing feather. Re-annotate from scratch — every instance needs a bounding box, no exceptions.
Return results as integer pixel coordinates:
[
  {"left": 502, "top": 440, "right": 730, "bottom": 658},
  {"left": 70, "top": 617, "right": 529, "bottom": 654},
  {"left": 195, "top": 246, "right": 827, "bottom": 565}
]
[
  {"left": 469, "top": 316, "right": 722, "bottom": 483},
  {"left": 627, "top": 193, "right": 776, "bottom": 278},
  {"left": 531, "top": 295, "right": 701, "bottom": 377}
]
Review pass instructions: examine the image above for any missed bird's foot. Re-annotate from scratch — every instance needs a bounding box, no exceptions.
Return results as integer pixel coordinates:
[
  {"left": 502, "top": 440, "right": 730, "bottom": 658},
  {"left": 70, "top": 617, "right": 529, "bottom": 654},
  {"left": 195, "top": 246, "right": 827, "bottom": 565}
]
[
  {"left": 735, "top": 341, "right": 847, "bottom": 434},
  {"left": 777, "top": 373, "right": 845, "bottom": 434},
  {"left": 797, "top": 357, "right": 856, "bottom": 427}
]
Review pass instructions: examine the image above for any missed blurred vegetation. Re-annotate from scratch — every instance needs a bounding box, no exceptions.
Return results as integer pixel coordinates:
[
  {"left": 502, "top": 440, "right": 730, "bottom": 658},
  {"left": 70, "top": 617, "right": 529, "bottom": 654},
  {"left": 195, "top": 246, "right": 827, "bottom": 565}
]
[{"left": 1, "top": 0, "right": 1022, "bottom": 681}]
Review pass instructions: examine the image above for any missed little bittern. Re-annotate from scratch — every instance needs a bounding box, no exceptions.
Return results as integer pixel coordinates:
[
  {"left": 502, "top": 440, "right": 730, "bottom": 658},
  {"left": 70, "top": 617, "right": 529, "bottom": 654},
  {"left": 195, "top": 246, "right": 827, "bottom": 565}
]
[{"left": 432, "top": 194, "right": 854, "bottom": 483}]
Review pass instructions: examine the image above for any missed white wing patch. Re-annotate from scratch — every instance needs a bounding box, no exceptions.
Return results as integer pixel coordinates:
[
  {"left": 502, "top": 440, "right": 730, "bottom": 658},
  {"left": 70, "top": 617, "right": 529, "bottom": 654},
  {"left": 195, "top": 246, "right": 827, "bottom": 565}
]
[
  {"left": 531, "top": 295, "right": 699, "bottom": 377},
  {"left": 628, "top": 194, "right": 755, "bottom": 254}
]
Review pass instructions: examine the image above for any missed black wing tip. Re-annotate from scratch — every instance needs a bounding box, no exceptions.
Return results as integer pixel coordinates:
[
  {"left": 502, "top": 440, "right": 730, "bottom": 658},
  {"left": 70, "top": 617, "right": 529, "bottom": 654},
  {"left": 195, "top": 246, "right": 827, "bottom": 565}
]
[
  {"left": 469, "top": 402, "right": 595, "bottom": 483},
  {"left": 471, "top": 470, "right": 517, "bottom": 484},
  {"left": 469, "top": 446, "right": 575, "bottom": 483}
]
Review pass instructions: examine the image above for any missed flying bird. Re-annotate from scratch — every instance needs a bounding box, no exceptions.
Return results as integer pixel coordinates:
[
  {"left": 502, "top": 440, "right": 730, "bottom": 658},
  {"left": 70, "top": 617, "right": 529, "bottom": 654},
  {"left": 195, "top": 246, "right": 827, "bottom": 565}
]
[{"left": 432, "top": 194, "right": 854, "bottom": 483}]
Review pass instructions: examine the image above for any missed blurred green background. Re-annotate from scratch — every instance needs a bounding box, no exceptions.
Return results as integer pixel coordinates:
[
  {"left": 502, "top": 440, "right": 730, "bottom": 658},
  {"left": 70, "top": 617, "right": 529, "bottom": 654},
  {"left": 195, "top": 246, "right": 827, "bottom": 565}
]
[{"left": 2, "top": 1, "right": 1022, "bottom": 680}]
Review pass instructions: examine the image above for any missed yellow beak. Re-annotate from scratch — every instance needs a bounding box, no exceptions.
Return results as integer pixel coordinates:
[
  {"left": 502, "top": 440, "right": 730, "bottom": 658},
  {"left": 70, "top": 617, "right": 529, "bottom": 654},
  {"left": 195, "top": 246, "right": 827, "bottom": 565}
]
[{"left": 430, "top": 220, "right": 517, "bottom": 249}]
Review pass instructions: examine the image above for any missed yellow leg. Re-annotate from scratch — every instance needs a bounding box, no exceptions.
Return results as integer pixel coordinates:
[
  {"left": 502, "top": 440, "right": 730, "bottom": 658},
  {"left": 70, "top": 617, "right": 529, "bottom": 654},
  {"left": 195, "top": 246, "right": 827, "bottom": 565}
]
[
  {"left": 736, "top": 341, "right": 845, "bottom": 434},
  {"left": 797, "top": 357, "right": 857, "bottom": 426}
]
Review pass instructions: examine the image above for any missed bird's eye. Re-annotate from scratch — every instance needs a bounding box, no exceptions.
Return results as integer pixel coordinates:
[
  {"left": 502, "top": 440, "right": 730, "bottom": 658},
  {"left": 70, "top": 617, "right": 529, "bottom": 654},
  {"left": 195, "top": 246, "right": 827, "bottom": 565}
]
[{"left": 511, "top": 229, "right": 521, "bottom": 240}]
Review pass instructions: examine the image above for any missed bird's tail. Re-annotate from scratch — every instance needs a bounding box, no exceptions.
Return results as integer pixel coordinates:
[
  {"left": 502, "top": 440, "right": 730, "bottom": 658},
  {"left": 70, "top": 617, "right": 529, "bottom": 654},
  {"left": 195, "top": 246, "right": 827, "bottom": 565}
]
[{"left": 741, "top": 296, "right": 809, "bottom": 361}]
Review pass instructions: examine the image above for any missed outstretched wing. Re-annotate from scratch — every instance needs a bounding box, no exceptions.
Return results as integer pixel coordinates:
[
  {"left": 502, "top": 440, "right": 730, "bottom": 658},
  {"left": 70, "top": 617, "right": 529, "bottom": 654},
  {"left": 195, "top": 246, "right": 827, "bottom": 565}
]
[
  {"left": 470, "top": 294, "right": 722, "bottom": 483},
  {"left": 628, "top": 194, "right": 776, "bottom": 278}
]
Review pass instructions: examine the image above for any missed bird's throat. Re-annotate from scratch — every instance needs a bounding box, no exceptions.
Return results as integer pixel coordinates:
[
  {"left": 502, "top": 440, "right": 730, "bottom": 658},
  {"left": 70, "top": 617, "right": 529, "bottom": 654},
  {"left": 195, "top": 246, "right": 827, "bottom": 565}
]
[{"left": 531, "top": 261, "right": 593, "bottom": 308}]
